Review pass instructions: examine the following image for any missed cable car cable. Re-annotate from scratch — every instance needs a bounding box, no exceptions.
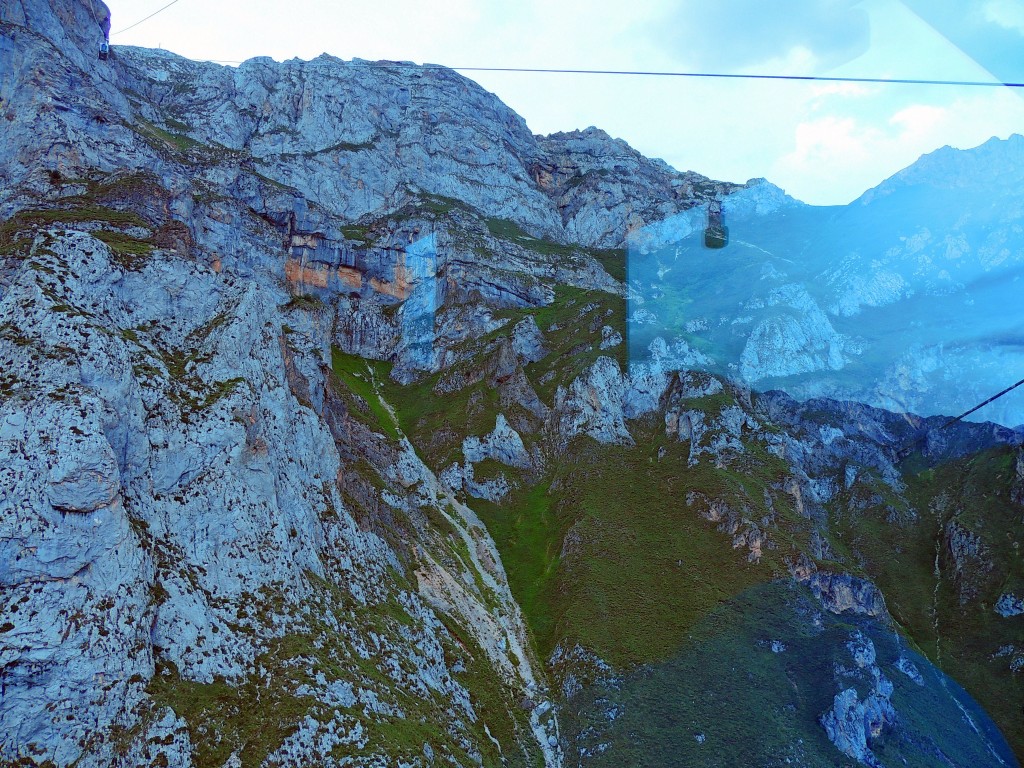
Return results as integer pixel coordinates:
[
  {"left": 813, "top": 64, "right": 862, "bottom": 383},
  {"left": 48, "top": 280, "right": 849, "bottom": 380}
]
[
  {"left": 112, "top": 0, "right": 183, "bottom": 36},
  {"left": 178, "top": 59, "right": 1024, "bottom": 89},
  {"left": 440, "top": 67, "right": 1024, "bottom": 89},
  {"left": 939, "top": 376, "right": 1024, "bottom": 429},
  {"left": 897, "top": 375, "right": 1024, "bottom": 459}
]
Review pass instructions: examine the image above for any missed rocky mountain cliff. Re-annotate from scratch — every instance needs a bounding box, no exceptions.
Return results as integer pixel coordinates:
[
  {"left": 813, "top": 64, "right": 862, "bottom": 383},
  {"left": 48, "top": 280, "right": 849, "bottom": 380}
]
[{"left": 2, "top": 2, "right": 1022, "bottom": 767}]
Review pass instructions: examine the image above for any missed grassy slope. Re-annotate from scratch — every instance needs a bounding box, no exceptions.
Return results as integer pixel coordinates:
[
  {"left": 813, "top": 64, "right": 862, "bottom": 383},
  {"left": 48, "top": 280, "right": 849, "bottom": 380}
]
[
  {"left": 140, "top": 352, "right": 541, "bottom": 768},
  {"left": 147, "top": 580, "right": 536, "bottom": 768},
  {"left": 340, "top": 254, "right": 1022, "bottom": 760},
  {"left": 366, "top": 282, "right": 812, "bottom": 668},
  {"left": 564, "top": 581, "right": 1017, "bottom": 768},
  {"left": 828, "top": 446, "right": 1024, "bottom": 757},
  {"left": 476, "top": 424, "right": 813, "bottom": 667},
  {"left": 330, "top": 346, "right": 402, "bottom": 441}
]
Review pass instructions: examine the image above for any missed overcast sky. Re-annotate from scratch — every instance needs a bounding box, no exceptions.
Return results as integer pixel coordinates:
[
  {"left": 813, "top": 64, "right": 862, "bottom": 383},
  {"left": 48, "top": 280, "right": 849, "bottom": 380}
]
[{"left": 104, "top": 0, "right": 1024, "bottom": 205}]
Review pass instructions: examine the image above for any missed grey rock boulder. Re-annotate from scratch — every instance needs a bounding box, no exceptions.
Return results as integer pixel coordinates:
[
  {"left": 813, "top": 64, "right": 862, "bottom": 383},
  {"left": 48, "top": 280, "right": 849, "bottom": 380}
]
[{"left": 552, "top": 356, "right": 633, "bottom": 446}]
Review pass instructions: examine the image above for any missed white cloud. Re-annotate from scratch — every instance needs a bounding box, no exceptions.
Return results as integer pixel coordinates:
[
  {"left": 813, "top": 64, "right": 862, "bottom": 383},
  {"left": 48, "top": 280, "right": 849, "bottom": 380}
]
[
  {"left": 984, "top": 0, "right": 1024, "bottom": 34},
  {"left": 771, "top": 90, "right": 1024, "bottom": 204},
  {"left": 889, "top": 104, "right": 948, "bottom": 141},
  {"left": 796, "top": 116, "right": 879, "bottom": 163},
  {"left": 771, "top": 116, "right": 883, "bottom": 200},
  {"left": 810, "top": 82, "right": 873, "bottom": 99}
]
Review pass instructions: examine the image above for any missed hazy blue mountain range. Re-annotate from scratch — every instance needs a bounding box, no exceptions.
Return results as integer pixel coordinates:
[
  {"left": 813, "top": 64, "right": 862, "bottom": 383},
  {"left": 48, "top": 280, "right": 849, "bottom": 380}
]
[{"left": 629, "top": 134, "right": 1024, "bottom": 427}]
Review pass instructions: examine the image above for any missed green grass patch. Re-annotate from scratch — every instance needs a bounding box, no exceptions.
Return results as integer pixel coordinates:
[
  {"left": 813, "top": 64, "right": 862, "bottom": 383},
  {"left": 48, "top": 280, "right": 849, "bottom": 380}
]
[
  {"left": 312, "top": 139, "right": 376, "bottom": 154},
  {"left": 590, "top": 247, "right": 627, "bottom": 282},
  {"left": 522, "top": 285, "right": 627, "bottom": 403},
  {"left": 330, "top": 347, "right": 401, "bottom": 441},
  {"left": 92, "top": 229, "right": 153, "bottom": 270},
  {"left": 485, "top": 217, "right": 577, "bottom": 259},
  {"left": 1, "top": 205, "right": 151, "bottom": 260},
  {"left": 282, "top": 293, "right": 325, "bottom": 312},
  {"left": 164, "top": 117, "right": 192, "bottom": 134},
  {"left": 562, "top": 580, "right": 1016, "bottom": 768},
  {"left": 415, "top": 192, "right": 472, "bottom": 216},
  {"left": 135, "top": 119, "right": 203, "bottom": 153},
  {"left": 147, "top": 648, "right": 316, "bottom": 768},
  {"left": 3, "top": 205, "right": 148, "bottom": 229},
  {"left": 368, "top": 358, "right": 505, "bottom": 469},
  {"left": 474, "top": 482, "right": 562, "bottom": 646},
  {"left": 474, "top": 422, "right": 807, "bottom": 668},
  {"left": 341, "top": 224, "right": 371, "bottom": 242}
]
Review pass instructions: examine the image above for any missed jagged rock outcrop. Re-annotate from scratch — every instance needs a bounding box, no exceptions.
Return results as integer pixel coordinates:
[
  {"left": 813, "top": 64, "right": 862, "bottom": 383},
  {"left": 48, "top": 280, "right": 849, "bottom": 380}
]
[
  {"left": 511, "top": 316, "right": 547, "bottom": 364},
  {"left": 1, "top": 0, "right": 717, "bottom": 387},
  {"left": 534, "top": 127, "right": 743, "bottom": 248},
  {"left": 462, "top": 414, "right": 532, "bottom": 469},
  {"left": 551, "top": 357, "right": 633, "bottom": 446},
  {"left": 820, "top": 633, "right": 897, "bottom": 768},
  {"left": 944, "top": 519, "right": 992, "bottom": 606},
  {"left": 112, "top": 49, "right": 565, "bottom": 241},
  {"left": 997, "top": 594, "right": 1024, "bottom": 618},
  {"left": 739, "top": 284, "right": 847, "bottom": 382},
  {"left": 804, "top": 572, "right": 887, "bottom": 618},
  {"left": 441, "top": 414, "right": 534, "bottom": 501}
]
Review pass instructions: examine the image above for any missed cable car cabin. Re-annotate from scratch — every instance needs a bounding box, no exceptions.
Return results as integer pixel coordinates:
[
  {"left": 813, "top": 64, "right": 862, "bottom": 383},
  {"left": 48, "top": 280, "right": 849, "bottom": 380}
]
[
  {"left": 704, "top": 201, "right": 728, "bottom": 249},
  {"left": 98, "top": 41, "right": 109, "bottom": 61},
  {"left": 704, "top": 222, "right": 729, "bottom": 248}
]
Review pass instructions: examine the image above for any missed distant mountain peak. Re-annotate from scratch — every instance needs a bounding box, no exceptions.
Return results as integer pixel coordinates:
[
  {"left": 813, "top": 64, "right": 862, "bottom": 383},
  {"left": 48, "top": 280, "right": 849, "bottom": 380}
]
[{"left": 858, "top": 133, "right": 1024, "bottom": 205}]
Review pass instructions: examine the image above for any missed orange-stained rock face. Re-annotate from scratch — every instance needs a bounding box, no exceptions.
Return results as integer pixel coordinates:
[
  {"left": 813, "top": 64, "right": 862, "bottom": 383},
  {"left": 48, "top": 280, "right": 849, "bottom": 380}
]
[
  {"left": 337, "top": 266, "right": 361, "bottom": 290},
  {"left": 210, "top": 256, "right": 222, "bottom": 274},
  {"left": 369, "top": 253, "right": 414, "bottom": 300},
  {"left": 285, "top": 258, "right": 364, "bottom": 291},
  {"left": 285, "top": 258, "right": 330, "bottom": 288},
  {"left": 285, "top": 248, "right": 423, "bottom": 297}
]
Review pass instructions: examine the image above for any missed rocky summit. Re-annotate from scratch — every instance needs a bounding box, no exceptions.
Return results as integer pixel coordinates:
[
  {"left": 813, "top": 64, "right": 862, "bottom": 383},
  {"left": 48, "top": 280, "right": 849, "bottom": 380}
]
[{"left": 1, "top": 2, "right": 1022, "bottom": 767}]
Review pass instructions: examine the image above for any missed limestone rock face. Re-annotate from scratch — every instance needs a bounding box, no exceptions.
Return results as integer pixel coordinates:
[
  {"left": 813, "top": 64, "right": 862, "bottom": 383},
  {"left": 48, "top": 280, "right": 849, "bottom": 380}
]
[
  {"left": 1, "top": 4, "right": 586, "bottom": 760},
  {"left": 535, "top": 127, "right": 743, "bottom": 248},
  {"left": 42, "top": 408, "right": 122, "bottom": 513},
  {"left": 3, "top": 2, "right": 1021, "bottom": 767},
  {"left": 552, "top": 356, "right": 634, "bottom": 446},
  {"left": 1, "top": 213, "right": 569, "bottom": 763},
  {"left": 463, "top": 414, "right": 532, "bottom": 469},
  {"left": 739, "top": 284, "right": 846, "bottom": 382},
  {"left": 803, "top": 571, "right": 888, "bottom": 618},
  {"left": 996, "top": 594, "right": 1024, "bottom": 618},
  {"left": 512, "top": 315, "right": 547, "bottom": 363},
  {"left": 821, "top": 684, "right": 897, "bottom": 768},
  {"left": 0, "top": 0, "right": 719, "bottom": 395},
  {"left": 443, "top": 414, "right": 534, "bottom": 502},
  {"left": 111, "top": 48, "right": 565, "bottom": 240},
  {"left": 0, "top": 227, "right": 557, "bottom": 765},
  {"left": 944, "top": 520, "right": 993, "bottom": 606},
  {"left": 820, "top": 632, "right": 897, "bottom": 768}
]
